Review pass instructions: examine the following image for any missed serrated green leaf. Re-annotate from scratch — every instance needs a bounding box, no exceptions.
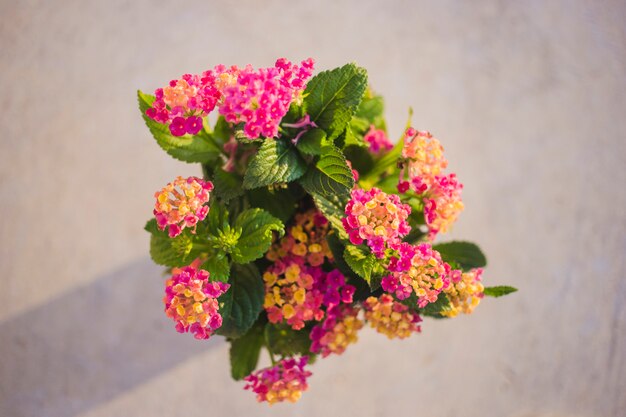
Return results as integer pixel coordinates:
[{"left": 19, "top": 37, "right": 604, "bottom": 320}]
[
  {"left": 356, "top": 94, "right": 384, "bottom": 122},
  {"left": 300, "top": 145, "right": 354, "bottom": 198},
  {"left": 207, "top": 201, "right": 229, "bottom": 235},
  {"left": 137, "top": 90, "right": 221, "bottom": 163},
  {"left": 230, "top": 320, "right": 264, "bottom": 380},
  {"left": 212, "top": 168, "right": 244, "bottom": 201},
  {"left": 145, "top": 219, "right": 202, "bottom": 267},
  {"left": 231, "top": 209, "right": 284, "bottom": 264},
  {"left": 217, "top": 263, "right": 264, "bottom": 338},
  {"left": 201, "top": 254, "right": 230, "bottom": 282},
  {"left": 303, "top": 63, "right": 368, "bottom": 140},
  {"left": 243, "top": 139, "right": 306, "bottom": 189},
  {"left": 264, "top": 323, "right": 312, "bottom": 357},
  {"left": 433, "top": 241, "right": 487, "bottom": 270},
  {"left": 247, "top": 186, "right": 300, "bottom": 223},
  {"left": 483, "top": 286, "right": 518, "bottom": 298},
  {"left": 343, "top": 245, "right": 384, "bottom": 289},
  {"left": 310, "top": 192, "right": 349, "bottom": 240},
  {"left": 296, "top": 128, "right": 326, "bottom": 156}
]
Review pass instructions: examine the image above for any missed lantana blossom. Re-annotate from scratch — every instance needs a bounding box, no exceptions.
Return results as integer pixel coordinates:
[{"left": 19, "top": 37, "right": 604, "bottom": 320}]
[
  {"left": 441, "top": 268, "right": 485, "bottom": 317},
  {"left": 244, "top": 356, "right": 312, "bottom": 405},
  {"left": 400, "top": 128, "right": 447, "bottom": 187},
  {"left": 310, "top": 304, "right": 363, "bottom": 357},
  {"left": 364, "top": 125, "right": 393, "bottom": 154},
  {"left": 381, "top": 243, "right": 450, "bottom": 308},
  {"left": 342, "top": 188, "right": 411, "bottom": 258},
  {"left": 263, "top": 256, "right": 324, "bottom": 330},
  {"left": 423, "top": 173, "right": 464, "bottom": 239},
  {"left": 153, "top": 176, "right": 213, "bottom": 238},
  {"left": 363, "top": 294, "right": 422, "bottom": 339},
  {"left": 267, "top": 209, "right": 333, "bottom": 267},
  {"left": 163, "top": 266, "right": 229, "bottom": 340}
]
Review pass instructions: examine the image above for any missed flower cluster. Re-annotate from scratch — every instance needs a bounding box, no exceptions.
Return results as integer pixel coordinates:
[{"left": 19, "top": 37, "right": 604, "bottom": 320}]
[
  {"left": 153, "top": 176, "right": 213, "bottom": 238},
  {"left": 315, "top": 269, "right": 355, "bottom": 308},
  {"left": 244, "top": 357, "right": 312, "bottom": 405},
  {"left": 424, "top": 174, "right": 464, "bottom": 238},
  {"left": 266, "top": 209, "right": 333, "bottom": 267},
  {"left": 400, "top": 128, "right": 447, "bottom": 186},
  {"left": 263, "top": 256, "right": 324, "bottom": 330},
  {"left": 342, "top": 188, "right": 411, "bottom": 257},
  {"left": 363, "top": 125, "right": 393, "bottom": 154},
  {"left": 220, "top": 58, "right": 315, "bottom": 139},
  {"left": 163, "top": 266, "right": 229, "bottom": 340},
  {"left": 381, "top": 243, "right": 450, "bottom": 307},
  {"left": 310, "top": 304, "right": 363, "bottom": 357},
  {"left": 146, "top": 73, "right": 221, "bottom": 136},
  {"left": 146, "top": 58, "right": 314, "bottom": 139},
  {"left": 363, "top": 294, "right": 422, "bottom": 339},
  {"left": 442, "top": 268, "right": 485, "bottom": 317}
]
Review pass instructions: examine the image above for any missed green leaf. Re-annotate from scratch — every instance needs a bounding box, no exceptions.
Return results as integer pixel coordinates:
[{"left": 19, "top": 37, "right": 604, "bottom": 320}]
[
  {"left": 296, "top": 128, "right": 326, "bottom": 156},
  {"left": 212, "top": 168, "right": 244, "bottom": 201},
  {"left": 247, "top": 186, "right": 300, "bottom": 223},
  {"left": 433, "top": 241, "right": 487, "bottom": 271},
  {"left": 206, "top": 201, "right": 230, "bottom": 235},
  {"left": 243, "top": 139, "right": 306, "bottom": 189},
  {"left": 137, "top": 91, "right": 221, "bottom": 163},
  {"left": 343, "top": 245, "right": 384, "bottom": 290},
  {"left": 144, "top": 219, "right": 201, "bottom": 267},
  {"left": 217, "top": 263, "right": 264, "bottom": 338},
  {"left": 264, "top": 323, "right": 312, "bottom": 357},
  {"left": 231, "top": 209, "right": 284, "bottom": 264},
  {"left": 356, "top": 93, "right": 384, "bottom": 122},
  {"left": 230, "top": 321, "right": 264, "bottom": 380},
  {"left": 483, "top": 286, "right": 518, "bottom": 298},
  {"left": 201, "top": 254, "right": 230, "bottom": 282},
  {"left": 310, "top": 192, "right": 349, "bottom": 240},
  {"left": 300, "top": 145, "right": 354, "bottom": 198},
  {"left": 303, "top": 63, "right": 368, "bottom": 140}
]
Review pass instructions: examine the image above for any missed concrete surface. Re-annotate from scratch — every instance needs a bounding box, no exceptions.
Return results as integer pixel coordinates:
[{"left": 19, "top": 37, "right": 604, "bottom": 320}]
[{"left": 0, "top": 1, "right": 625, "bottom": 416}]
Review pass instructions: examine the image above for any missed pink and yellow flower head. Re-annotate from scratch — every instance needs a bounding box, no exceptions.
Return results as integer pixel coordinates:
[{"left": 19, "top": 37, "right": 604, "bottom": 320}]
[
  {"left": 146, "top": 72, "right": 221, "bottom": 136},
  {"left": 364, "top": 125, "right": 393, "bottom": 154},
  {"left": 146, "top": 58, "right": 314, "bottom": 139},
  {"left": 219, "top": 58, "right": 315, "bottom": 139},
  {"left": 342, "top": 188, "right": 411, "bottom": 258},
  {"left": 310, "top": 304, "right": 363, "bottom": 357},
  {"left": 267, "top": 209, "right": 333, "bottom": 267},
  {"left": 381, "top": 243, "right": 451, "bottom": 308},
  {"left": 244, "top": 356, "right": 312, "bottom": 405},
  {"left": 423, "top": 173, "right": 464, "bottom": 239},
  {"left": 163, "top": 266, "right": 229, "bottom": 340},
  {"left": 363, "top": 294, "right": 422, "bottom": 339},
  {"left": 442, "top": 268, "right": 485, "bottom": 317},
  {"left": 153, "top": 176, "right": 213, "bottom": 238},
  {"left": 315, "top": 269, "right": 355, "bottom": 308},
  {"left": 263, "top": 256, "right": 324, "bottom": 330},
  {"left": 400, "top": 127, "right": 447, "bottom": 187}
]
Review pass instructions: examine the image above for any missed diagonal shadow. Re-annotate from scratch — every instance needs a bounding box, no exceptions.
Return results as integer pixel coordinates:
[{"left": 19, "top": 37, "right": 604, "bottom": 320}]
[{"left": 0, "top": 258, "right": 220, "bottom": 417}]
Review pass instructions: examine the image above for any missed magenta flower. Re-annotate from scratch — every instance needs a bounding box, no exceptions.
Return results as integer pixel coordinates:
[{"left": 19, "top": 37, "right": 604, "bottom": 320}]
[{"left": 244, "top": 357, "right": 312, "bottom": 404}]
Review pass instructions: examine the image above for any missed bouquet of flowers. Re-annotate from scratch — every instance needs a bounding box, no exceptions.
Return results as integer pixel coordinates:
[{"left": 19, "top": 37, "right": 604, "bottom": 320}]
[{"left": 139, "top": 58, "right": 516, "bottom": 405}]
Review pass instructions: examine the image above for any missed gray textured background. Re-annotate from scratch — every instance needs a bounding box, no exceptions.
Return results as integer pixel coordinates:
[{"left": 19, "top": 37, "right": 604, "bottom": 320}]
[{"left": 1, "top": 1, "right": 625, "bottom": 416}]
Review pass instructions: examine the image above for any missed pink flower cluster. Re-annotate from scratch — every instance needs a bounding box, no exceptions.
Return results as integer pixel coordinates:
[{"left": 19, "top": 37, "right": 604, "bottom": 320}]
[
  {"left": 310, "top": 304, "right": 362, "bottom": 357},
  {"left": 263, "top": 256, "right": 325, "bottom": 330},
  {"left": 442, "top": 268, "right": 485, "bottom": 317},
  {"left": 146, "top": 58, "right": 315, "bottom": 139},
  {"left": 163, "top": 266, "right": 229, "bottom": 340},
  {"left": 363, "top": 294, "right": 422, "bottom": 339},
  {"left": 363, "top": 125, "right": 393, "bottom": 154},
  {"left": 153, "top": 176, "right": 213, "bottom": 238},
  {"left": 244, "top": 357, "right": 312, "bottom": 405},
  {"left": 397, "top": 127, "right": 464, "bottom": 239},
  {"left": 220, "top": 58, "right": 315, "bottom": 139},
  {"left": 146, "top": 72, "right": 221, "bottom": 136},
  {"left": 424, "top": 174, "right": 464, "bottom": 238},
  {"left": 315, "top": 269, "right": 356, "bottom": 309},
  {"left": 342, "top": 188, "right": 411, "bottom": 257},
  {"left": 381, "top": 243, "right": 450, "bottom": 308}
]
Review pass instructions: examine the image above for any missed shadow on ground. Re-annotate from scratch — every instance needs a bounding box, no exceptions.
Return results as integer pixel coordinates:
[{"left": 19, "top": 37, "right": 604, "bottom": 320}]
[{"left": 0, "top": 258, "right": 218, "bottom": 417}]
